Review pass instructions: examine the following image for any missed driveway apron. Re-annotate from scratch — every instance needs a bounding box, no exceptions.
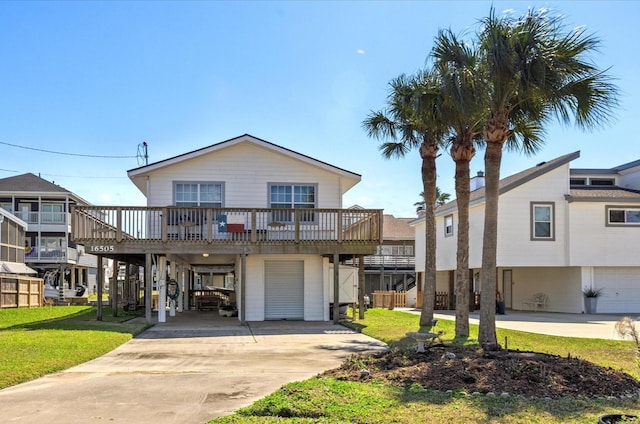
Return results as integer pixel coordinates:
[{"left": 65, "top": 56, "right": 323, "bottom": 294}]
[{"left": 0, "top": 314, "right": 387, "bottom": 424}]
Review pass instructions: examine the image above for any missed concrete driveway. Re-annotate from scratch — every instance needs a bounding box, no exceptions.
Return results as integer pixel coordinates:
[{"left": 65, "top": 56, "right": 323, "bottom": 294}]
[
  {"left": 0, "top": 312, "right": 387, "bottom": 424},
  {"left": 399, "top": 308, "right": 634, "bottom": 340}
]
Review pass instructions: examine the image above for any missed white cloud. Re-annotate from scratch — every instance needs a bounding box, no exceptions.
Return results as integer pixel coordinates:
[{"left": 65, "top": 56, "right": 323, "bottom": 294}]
[{"left": 357, "top": 49, "right": 365, "bottom": 55}]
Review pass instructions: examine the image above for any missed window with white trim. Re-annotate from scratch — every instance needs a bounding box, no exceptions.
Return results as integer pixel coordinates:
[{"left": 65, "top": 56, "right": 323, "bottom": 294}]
[
  {"left": 41, "top": 203, "right": 64, "bottom": 223},
  {"left": 174, "top": 182, "right": 223, "bottom": 207},
  {"left": 269, "top": 183, "right": 316, "bottom": 222},
  {"left": 607, "top": 206, "right": 640, "bottom": 226},
  {"left": 444, "top": 215, "right": 453, "bottom": 237},
  {"left": 531, "top": 202, "right": 555, "bottom": 240}
]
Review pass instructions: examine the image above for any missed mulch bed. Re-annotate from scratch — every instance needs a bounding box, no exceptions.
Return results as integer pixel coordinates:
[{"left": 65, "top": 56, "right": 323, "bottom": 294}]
[{"left": 323, "top": 346, "right": 640, "bottom": 399}]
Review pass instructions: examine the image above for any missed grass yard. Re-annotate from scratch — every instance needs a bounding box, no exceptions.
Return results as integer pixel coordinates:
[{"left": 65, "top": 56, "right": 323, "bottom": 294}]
[
  {"left": 0, "top": 306, "right": 149, "bottom": 389},
  {"left": 212, "top": 309, "right": 640, "bottom": 424}
]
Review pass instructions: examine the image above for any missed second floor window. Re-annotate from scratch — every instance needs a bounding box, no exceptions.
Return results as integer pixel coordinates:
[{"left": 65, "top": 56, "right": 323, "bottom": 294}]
[
  {"left": 607, "top": 206, "right": 640, "bottom": 226},
  {"left": 269, "top": 184, "right": 316, "bottom": 222},
  {"left": 175, "top": 182, "right": 223, "bottom": 207},
  {"left": 444, "top": 215, "right": 453, "bottom": 237},
  {"left": 531, "top": 202, "right": 555, "bottom": 240},
  {"left": 41, "top": 204, "right": 64, "bottom": 223}
]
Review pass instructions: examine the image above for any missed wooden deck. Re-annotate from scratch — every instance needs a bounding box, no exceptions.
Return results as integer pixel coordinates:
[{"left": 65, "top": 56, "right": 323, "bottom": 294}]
[{"left": 71, "top": 206, "right": 383, "bottom": 255}]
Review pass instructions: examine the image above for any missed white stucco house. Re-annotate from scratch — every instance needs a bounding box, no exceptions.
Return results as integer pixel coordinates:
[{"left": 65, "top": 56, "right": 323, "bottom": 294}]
[
  {"left": 412, "top": 151, "right": 640, "bottom": 314},
  {"left": 72, "top": 134, "right": 382, "bottom": 322}
]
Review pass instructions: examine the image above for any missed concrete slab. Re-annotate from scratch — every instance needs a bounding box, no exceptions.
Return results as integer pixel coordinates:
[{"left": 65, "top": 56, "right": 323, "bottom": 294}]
[
  {"left": 398, "top": 308, "right": 636, "bottom": 340},
  {"left": 0, "top": 312, "right": 387, "bottom": 424}
]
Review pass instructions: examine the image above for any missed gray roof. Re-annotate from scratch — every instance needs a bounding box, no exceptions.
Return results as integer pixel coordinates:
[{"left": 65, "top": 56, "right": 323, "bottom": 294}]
[
  {"left": 566, "top": 187, "right": 640, "bottom": 202},
  {"left": 0, "top": 173, "right": 90, "bottom": 205},
  {"left": 435, "top": 151, "right": 580, "bottom": 215},
  {"left": 382, "top": 215, "right": 415, "bottom": 241},
  {"left": 0, "top": 173, "right": 73, "bottom": 193}
]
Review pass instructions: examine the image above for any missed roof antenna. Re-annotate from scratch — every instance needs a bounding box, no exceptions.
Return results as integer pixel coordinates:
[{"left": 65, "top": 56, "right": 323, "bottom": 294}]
[{"left": 137, "top": 142, "right": 149, "bottom": 166}]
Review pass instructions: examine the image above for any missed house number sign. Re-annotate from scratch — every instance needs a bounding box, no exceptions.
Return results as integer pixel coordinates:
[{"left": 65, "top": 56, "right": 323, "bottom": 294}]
[{"left": 89, "top": 245, "right": 115, "bottom": 252}]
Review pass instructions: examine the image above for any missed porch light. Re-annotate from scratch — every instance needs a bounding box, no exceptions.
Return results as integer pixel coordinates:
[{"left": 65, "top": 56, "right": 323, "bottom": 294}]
[{"left": 202, "top": 253, "right": 209, "bottom": 257}]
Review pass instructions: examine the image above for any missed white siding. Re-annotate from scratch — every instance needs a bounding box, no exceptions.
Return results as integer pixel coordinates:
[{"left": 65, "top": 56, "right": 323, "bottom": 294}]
[
  {"left": 569, "top": 202, "right": 640, "bottom": 266},
  {"left": 413, "top": 221, "right": 425, "bottom": 272},
  {"left": 619, "top": 166, "right": 640, "bottom": 188},
  {"left": 244, "top": 254, "right": 325, "bottom": 321},
  {"left": 145, "top": 142, "right": 344, "bottom": 208},
  {"left": 510, "top": 267, "right": 582, "bottom": 313},
  {"left": 495, "top": 166, "right": 570, "bottom": 267}
]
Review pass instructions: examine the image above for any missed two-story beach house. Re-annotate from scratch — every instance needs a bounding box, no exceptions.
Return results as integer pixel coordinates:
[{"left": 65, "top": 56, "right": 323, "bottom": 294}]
[
  {"left": 412, "top": 151, "right": 640, "bottom": 314},
  {"left": 0, "top": 173, "right": 98, "bottom": 295},
  {"left": 71, "top": 134, "right": 382, "bottom": 322}
]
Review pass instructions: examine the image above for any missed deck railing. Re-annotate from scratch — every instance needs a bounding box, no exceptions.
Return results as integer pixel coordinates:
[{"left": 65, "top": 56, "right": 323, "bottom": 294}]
[{"left": 72, "top": 206, "right": 383, "bottom": 245}]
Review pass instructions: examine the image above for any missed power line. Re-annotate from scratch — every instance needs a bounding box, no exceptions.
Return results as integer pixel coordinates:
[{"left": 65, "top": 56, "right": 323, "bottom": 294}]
[
  {"left": 0, "top": 141, "right": 137, "bottom": 158},
  {"left": 0, "top": 168, "right": 128, "bottom": 179}
]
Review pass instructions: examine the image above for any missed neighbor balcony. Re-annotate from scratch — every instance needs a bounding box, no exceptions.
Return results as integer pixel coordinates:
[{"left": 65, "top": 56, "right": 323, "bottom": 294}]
[{"left": 71, "top": 206, "right": 383, "bottom": 256}]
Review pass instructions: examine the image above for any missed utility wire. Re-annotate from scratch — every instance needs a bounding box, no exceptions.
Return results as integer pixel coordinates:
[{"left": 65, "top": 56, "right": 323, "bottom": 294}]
[
  {"left": 0, "top": 141, "right": 137, "bottom": 158},
  {"left": 0, "top": 168, "right": 128, "bottom": 179}
]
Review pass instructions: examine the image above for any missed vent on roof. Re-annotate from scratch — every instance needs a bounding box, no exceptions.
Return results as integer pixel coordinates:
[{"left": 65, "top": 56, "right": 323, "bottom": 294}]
[{"left": 536, "top": 161, "right": 546, "bottom": 166}]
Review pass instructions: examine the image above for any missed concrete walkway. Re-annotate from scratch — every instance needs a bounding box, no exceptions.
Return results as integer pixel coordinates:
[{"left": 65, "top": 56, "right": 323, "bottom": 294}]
[
  {"left": 399, "top": 308, "right": 635, "bottom": 340},
  {"left": 0, "top": 312, "right": 387, "bottom": 424}
]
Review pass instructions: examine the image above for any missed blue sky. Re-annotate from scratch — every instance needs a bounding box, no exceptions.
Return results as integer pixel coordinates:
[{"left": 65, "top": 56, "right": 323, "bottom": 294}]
[{"left": 1, "top": 1, "right": 637, "bottom": 217}]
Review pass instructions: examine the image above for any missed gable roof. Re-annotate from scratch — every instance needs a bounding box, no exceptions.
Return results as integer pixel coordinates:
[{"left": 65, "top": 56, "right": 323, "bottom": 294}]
[
  {"left": 432, "top": 151, "right": 580, "bottom": 216},
  {"left": 0, "top": 173, "right": 89, "bottom": 204},
  {"left": 0, "top": 173, "right": 73, "bottom": 193},
  {"left": 127, "top": 134, "right": 362, "bottom": 197},
  {"left": 127, "top": 134, "right": 361, "bottom": 192}
]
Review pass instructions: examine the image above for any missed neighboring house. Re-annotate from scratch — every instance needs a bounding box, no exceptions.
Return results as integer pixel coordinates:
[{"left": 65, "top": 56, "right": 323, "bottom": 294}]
[
  {"left": 0, "top": 173, "right": 98, "bottom": 294},
  {"left": 412, "top": 151, "right": 640, "bottom": 314},
  {"left": 348, "top": 213, "right": 416, "bottom": 305},
  {"left": 0, "top": 208, "right": 42, "bottom": 308},
  {"left": 71, "top": 134, "right": 382, "bottom": 322}
]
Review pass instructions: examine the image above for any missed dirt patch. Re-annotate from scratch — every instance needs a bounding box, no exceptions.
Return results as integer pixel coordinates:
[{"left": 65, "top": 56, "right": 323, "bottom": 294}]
[{"left": 323, "top": 346, "right": 640, "bottom": 399}]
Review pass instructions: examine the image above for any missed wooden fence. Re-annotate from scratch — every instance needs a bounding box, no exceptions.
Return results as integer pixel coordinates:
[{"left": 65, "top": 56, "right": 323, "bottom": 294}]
[
  {"left": 0, "top": 276, "right": 44, "bottom": 308},
  {"left": 372, "top": 290, "right": 407, "bottom": 308},
  {"left": 375, "top": 290, "right": 481, "bottom": 311}
]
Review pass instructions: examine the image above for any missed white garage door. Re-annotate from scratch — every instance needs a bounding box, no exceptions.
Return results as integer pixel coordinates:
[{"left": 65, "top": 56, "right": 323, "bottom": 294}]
[
  {"left": 594, "top": 267, "right": 640, "bottom": 313},
  {"left": 265, "top": 260, "right": 304, "bottom": 320}
]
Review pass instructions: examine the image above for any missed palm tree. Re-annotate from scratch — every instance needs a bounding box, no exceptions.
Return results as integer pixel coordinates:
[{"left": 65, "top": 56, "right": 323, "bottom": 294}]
[
  {"left": 476, "top": 7, "right": 619, "bottom": 348},
  {"left": 432, "top": 29, "right": 487, "bottom": 337},
  {"left": 363, "top": 71, "right": 448, "bottom": 327},
  {"left": 415, "top": 187, "right": 451, "bottom": 212}
]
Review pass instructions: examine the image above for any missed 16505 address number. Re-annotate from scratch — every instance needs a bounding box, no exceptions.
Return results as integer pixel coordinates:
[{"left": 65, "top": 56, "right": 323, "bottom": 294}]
[{"left": 89, "top": 245, "right": 115, "bottom": 252}]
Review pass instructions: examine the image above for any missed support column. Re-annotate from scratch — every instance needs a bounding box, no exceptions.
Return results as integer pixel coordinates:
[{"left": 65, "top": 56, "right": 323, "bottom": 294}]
[
  {"left": 178, "top": 265, "right": 185, "bottom": 313},
  {"left": 169, "top": 259, "right": 177, "bottom": 317},
  {"left": 97, "top": 256, "right": 103, "bottom": 321},
  {"left": 240, "top": 253, "right": 246, "bottom": 324},
  {"left": 358, "top": 255, "right": 365, "bottom": 320},
  {"left": 112, "top": 261, "right": 119, "bottom": 318},
  {"left": 158, "top": 256, "right": 167, "bottom": 323},
  {"left": 333, "top": 253, "right": 340, "bottom": 325},
  {"left": 145, "top": 253, "right": 152, "bottom": 324}
]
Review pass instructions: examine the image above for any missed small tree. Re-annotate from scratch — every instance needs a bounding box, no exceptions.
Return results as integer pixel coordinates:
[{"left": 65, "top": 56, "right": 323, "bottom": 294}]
[{"left": 615, "top": 317, "right": 640, "bottom": 368}]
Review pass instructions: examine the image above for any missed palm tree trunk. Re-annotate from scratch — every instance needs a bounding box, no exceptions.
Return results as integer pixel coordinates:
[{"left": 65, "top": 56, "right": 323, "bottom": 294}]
[
  {"left": 419, "top": 144, "right": 438, "bottom": 327},
  {"left": 479, "top": 140, "right": 502, "bottom": 348},
  {"left": 453, "top": 143, "right": 474, "bottom": 338}
]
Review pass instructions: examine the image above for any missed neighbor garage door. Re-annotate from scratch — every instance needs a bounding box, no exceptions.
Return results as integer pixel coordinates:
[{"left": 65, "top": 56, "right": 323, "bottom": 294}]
[
  {"left": 265, "top": 260, "right": 304, "bottom": 320},
  {"left": 594, "top": 267, "right": 640, "bottom": 313}
]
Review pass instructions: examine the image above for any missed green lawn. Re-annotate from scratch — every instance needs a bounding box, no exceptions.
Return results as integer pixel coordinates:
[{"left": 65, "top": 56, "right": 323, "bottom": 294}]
[
  {"left": 212, "top": 309, "right": 640, "bottom": 424},
  {"left": 0, "top": 306, "right": 149, "bottom": 389}
]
